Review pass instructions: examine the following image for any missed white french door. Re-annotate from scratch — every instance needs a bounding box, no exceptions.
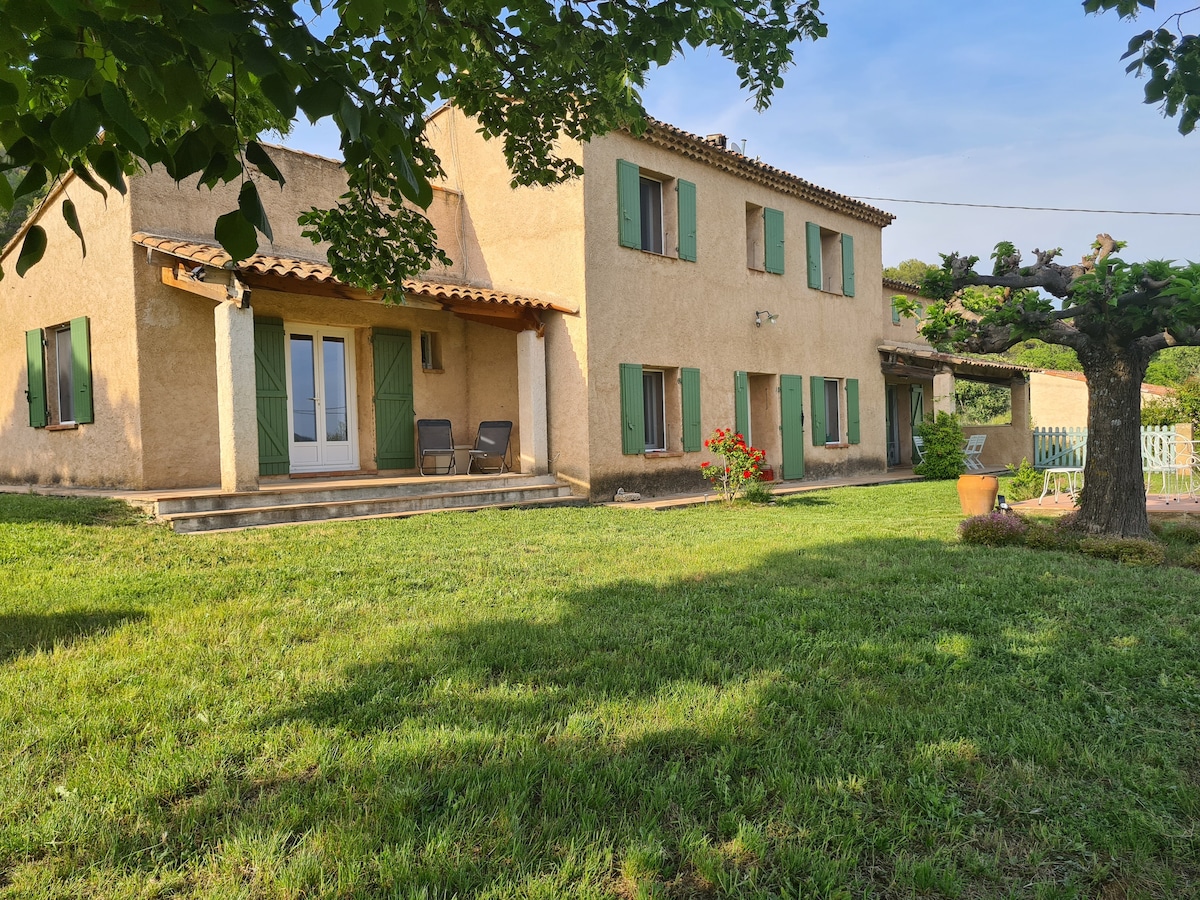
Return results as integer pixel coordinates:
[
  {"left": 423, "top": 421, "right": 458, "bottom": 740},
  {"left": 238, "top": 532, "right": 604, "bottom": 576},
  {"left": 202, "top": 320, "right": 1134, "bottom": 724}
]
[{"left": 285, "top": 325, "right": 359, "bottom": 472}]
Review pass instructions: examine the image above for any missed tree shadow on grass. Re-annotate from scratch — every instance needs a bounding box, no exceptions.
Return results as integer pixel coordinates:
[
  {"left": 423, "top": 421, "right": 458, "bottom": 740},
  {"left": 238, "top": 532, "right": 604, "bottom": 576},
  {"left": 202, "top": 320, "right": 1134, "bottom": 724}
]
[
  {"left": 26, "top": 536, "right": 1200, "bottom": 897},
  {"left": 0, "top": 609, "right": 146, "bottom": 663}
]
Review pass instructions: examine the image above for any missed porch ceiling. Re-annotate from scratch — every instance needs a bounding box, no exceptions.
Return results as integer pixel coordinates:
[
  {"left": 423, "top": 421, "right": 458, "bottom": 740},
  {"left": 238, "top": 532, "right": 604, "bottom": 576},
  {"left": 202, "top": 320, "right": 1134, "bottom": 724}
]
[
  {"left": 132, "top": 232, "right": 576, "bottom": 332},
  {"left": 878, "top": 343, "right": 1033, "bottom": 385}
]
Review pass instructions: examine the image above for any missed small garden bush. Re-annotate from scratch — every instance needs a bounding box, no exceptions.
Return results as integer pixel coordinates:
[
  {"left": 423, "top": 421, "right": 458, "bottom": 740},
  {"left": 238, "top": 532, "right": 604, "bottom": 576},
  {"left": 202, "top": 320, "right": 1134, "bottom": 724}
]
[
  {"left": 1004, "top": 457, "right": 1043, "bottom": 502},
  {"left": 914, "top": 412, "right": 966, "bottom": 480},
  {"left": 740, "top": 478, "right": 775, "bottom": 504},
  {"left": 1079, "top": 536, "right": 1167, "bottom": 567},
  {"left": 1023, "top": 517, "right": 1083, "bottom": 552},
  {"left": 1151, "top": 516, "right": 1200, "bottom": 546},
  {"left": 1184, "top": 545, "right": 1200, "bottom": 570},
  {"left": 959, "top": 511, "right": 1028, "bottom": 546}
]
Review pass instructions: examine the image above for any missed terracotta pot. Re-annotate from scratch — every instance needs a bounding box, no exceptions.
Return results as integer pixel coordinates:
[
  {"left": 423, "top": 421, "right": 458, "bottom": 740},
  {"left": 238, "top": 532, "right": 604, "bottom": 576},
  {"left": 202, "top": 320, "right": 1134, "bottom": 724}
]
[{"left": 957, "top": 474, "right": 999, "bottom": 516}]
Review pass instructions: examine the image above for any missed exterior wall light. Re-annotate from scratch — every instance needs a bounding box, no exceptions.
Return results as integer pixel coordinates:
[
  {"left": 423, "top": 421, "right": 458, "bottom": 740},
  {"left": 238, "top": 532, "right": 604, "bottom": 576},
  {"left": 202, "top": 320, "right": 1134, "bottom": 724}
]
[{"left": 755, "top": 310, "right": 778, "bottom": 327}]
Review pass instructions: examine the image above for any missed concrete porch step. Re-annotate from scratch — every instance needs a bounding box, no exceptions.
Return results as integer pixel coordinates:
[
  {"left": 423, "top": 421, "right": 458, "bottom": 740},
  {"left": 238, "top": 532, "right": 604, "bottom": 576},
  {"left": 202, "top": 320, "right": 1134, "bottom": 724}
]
[
  {"left": 152, "top": 473, "right": 561, "bottom": 515},
  {"left": 159, "top": 480, "right": 579, "bottom": 533}
]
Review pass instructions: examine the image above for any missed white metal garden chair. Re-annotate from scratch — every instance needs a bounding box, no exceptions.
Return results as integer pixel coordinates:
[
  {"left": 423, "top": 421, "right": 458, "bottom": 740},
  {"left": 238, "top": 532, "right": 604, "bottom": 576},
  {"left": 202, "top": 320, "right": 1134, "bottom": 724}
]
[{"left": 963, "top": 434, "right": 987, "bottom": 471}]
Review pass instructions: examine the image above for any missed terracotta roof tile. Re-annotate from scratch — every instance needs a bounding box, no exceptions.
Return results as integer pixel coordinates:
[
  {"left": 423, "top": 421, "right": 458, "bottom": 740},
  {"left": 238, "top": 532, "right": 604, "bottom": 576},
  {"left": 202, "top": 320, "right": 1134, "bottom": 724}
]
[
  {"left": 640, "top": 119, "right": 895, "bottom": 228},
  {"left": 132, "top": 232, "right": 575, "bottom": 313}
]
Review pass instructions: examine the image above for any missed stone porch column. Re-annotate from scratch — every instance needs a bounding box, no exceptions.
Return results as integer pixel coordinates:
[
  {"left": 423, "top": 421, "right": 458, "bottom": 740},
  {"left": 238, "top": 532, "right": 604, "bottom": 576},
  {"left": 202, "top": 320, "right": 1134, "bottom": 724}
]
[
  {"left": 933, "top": 368, "right": 956, "bottom": 416},
  {"left": 516, "top": 328, "right": 548, "bottom": 475},
  {"left": 1011, "top": 374, "right": 1031, "bottom": 459},
  {"left": 214, "top": 301, "right": 260, "bottom": 492}
]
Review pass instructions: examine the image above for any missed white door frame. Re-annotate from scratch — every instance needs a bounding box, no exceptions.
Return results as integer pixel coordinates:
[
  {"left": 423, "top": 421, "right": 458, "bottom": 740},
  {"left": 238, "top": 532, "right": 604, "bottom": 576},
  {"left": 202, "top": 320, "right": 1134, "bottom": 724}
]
[{"left": 284, "top": 324, "right": 359, "bottom": 473}]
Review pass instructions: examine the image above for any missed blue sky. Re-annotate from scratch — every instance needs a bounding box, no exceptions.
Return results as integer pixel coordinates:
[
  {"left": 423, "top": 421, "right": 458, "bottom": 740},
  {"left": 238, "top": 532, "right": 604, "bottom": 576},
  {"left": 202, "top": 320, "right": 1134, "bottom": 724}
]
[{"left": 280, "top": 1, "right": 1199, "bottom": 269}]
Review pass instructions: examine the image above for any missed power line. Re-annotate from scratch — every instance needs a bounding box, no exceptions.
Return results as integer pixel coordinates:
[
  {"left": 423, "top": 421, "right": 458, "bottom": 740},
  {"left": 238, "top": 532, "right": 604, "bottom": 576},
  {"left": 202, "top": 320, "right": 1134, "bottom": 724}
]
[{"left": 849, "top": 196, "right": 1200, "bottom": 217}]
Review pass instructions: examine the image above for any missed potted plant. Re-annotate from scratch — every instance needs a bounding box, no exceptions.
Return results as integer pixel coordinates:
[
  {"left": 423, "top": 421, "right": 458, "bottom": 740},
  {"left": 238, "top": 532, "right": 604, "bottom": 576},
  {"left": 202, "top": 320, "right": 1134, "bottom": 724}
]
[{"left": 915, "top": 412, "right": 998, "bottom": 515}]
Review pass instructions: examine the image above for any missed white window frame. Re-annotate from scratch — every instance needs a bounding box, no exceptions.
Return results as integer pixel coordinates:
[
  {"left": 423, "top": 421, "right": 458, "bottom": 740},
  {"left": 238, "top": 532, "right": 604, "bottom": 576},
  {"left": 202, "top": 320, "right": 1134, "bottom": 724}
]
[
  {"left": 52, "top": 324, "right": 75, "bottom": 425},
  {"left": 642, "top": 368, "right": 667, "bottom": 451},
  {"left": 820, "top": 227, "right": 844, "bottom": 294},
  {"left": 824, "top": 378, "right": 842, "bottom": 444},
  {"left": 639, "top": 175, "right": 665, "bottom": 255}
]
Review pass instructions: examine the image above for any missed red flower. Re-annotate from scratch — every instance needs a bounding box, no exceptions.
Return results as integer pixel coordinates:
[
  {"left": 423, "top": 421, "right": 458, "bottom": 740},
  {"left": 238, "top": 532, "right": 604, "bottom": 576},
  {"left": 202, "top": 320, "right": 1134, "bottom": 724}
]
[{"left": 700, "top": 461, "right": 710, "bottom": 468}]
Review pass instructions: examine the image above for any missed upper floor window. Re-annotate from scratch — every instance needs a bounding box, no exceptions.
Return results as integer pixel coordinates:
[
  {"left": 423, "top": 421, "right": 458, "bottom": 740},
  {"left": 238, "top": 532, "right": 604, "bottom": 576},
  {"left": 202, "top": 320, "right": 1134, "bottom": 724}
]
[
  {"left": 806, "top": 222, "right": 855, "bottom": 296},
  {"left": 617, "top": 159, "right": 697, "bottom": 262}
]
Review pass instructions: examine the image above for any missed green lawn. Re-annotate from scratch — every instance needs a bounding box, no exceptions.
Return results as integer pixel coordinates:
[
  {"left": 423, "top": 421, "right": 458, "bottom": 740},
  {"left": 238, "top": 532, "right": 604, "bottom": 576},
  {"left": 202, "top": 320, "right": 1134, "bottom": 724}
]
[{"left": 1, "top": 483, "right": 1198, "bottom": 899}]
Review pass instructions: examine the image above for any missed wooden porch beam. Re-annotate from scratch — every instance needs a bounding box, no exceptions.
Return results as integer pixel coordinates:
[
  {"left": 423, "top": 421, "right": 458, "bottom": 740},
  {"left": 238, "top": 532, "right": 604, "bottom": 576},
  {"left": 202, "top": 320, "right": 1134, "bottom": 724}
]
[{"left": 161, "top": 264, "right": 251, "bottom": 308}]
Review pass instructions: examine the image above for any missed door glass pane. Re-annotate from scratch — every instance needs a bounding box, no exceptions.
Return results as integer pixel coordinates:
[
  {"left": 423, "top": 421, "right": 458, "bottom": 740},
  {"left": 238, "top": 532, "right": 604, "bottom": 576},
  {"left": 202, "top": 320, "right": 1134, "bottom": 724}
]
[
  {"left": 323, "top": 336, "right": 349, "bottom": 442},
  {"left": 291, "top": 335, "right": 317, "bottom": 442}
]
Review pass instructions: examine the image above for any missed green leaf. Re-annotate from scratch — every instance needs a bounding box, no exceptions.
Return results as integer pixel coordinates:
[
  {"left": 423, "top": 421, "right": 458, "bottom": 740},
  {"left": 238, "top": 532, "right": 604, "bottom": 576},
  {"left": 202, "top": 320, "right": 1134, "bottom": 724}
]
[
  {"left": 259, "top": 74, "right": 298, "bottom": 121},
  {"left": 61, "top": 198, "right": 86, "bottom": 258},
  {"left": 49, "top": 97, "right": 103, "bottom": 155},
  {"left": 238, "top": 180, "right": 273, "bottom": 242},
  {"left": 89, "top": 146, "right": 127, "bottom": 195},
  {"left": 30, "top": 55, "right": 96, "bottom": 81},
  {"left": 214, "top": 209, "right": 259, "bottom": 261},
  {"left": 0, "top": 172, "right": 12, "bottom": 211},
  {"left": 14, "top": 164, "right": 46, "bottom": 200},
  {"left": 297, "top": 79, "right": 345, "bottom": 121},
  {"left": 245, "top": 141, "right": 285, "bottom": 186},
  {"left": 15, "top": 225, "right": 47, "bottom": 277},
  {"left": 70, "top": 160, "right": 107, "bottom": 200},
  {"left": 100, "top": 83, "right": 150, "bottom": 151}
]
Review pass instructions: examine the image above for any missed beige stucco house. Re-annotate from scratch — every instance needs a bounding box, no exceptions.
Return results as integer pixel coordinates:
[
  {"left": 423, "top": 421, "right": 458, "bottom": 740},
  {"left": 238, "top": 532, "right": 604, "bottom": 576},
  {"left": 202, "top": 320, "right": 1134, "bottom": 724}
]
[{"left": 1, "top": 107, "right": 1032, "bottom": 504}]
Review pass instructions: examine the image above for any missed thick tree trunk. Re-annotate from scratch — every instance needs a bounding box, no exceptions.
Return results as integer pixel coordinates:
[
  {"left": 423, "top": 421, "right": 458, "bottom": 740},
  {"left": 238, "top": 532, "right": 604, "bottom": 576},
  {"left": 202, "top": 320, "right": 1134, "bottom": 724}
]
[{"left": 1076, "top": 343, "right": 1152, "bottom": 538}]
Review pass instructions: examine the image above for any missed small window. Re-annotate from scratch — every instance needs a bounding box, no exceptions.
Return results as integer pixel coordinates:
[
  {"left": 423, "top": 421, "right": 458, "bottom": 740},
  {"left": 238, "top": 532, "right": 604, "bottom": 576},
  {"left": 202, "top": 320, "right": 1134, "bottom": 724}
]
[
  {"left": 824, "top": 378, "right": 842, "bottom": 443},
  {"left": 639, "top": 176, "right": 664, "bottom": 254},
  {"left": 420, "top": 331, "right": 442, "bottom": 371},
  {"left": 643, "top": 369, "right": 666, "bottom": 451},
  {"left": 25, "top": 316, "right": 93, "bottom": 428}
]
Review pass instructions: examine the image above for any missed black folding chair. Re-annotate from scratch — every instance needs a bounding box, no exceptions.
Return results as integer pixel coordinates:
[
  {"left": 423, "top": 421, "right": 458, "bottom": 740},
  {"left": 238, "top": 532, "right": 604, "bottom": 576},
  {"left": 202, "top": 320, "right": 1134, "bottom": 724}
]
[
  {"left": 467, "top": 420, "right": 513, "bottom": 474},
  {"left": 417, "top": 418, "right": 456, "bottom": 476}
]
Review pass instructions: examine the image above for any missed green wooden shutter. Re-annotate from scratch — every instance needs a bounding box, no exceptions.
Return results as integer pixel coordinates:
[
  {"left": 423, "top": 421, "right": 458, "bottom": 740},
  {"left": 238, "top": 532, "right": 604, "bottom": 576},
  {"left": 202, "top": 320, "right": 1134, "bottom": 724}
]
[
  {"left": 253, "top": 318, "right": 290, "bottom": 475},
  {"left": 733, "top": 371, "right": 750, "bottom": 440},
  {"left": 373, "top": 328, "right": 415, "bottom": 469},
  {"left": 681, "top": 367, "right": 701, "bottom": 451},
  {"left": 841, "top": 234, "right": 855, "bottom": 297},
  {"left": 763, "top": 208, "right": 784, "bottom": 274},
  {"left": 620, "top": 363, "right": 644, "bottom": 454},
  {"left": 806, "top": 221, "right": 821, "bottom": 289},
  {"left": 810, "top": 376, "right": 826, "bottom": 446},
  {"left": 891, "top": 297, "right": 901, "bottom": 324},
  {"left": 617, "top": 159, "right": 640, "bottom": 249},
  {"left": 846, "top": 378, "right": 860, "bottom": 444},
  {"left": 780, "top": 374, "right": 805, "bottom": 479},
  {"left": 25, "top": 329, "right": 47, "bottom": 428},
  {"left": 676, "top": 179, "right": 697, "bottom": 262},
  {"left": 69, "top": 316, "right": 93, "bottom": 424}
]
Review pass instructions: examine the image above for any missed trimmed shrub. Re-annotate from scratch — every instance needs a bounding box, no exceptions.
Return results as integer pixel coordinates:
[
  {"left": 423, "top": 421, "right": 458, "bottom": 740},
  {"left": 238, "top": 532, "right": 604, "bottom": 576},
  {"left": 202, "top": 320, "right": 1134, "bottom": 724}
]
[
  {"left": 914, "top": 412, "right": 966, "bottom": 480},
  {"left": 741, "top": 479, "right": 774, "bottom": 504},
  {"left": 1004, "top": 457, "right": 1043, "bottom": 502},
  {"left": 1183, "top": 546, "right": 1200, "bottom": 570},
  {"left": 959, "top": 512, "right": 1028, "bottom": 546},
  {"left": 1023, "top": 519, "right": 1077, "bottom": 552},
  {"left": 1079, "top": 537, "right": 1166, "bottom": 567},
  {"left": 1152, "top": 517, "right": 1200, "bottom": 546}
]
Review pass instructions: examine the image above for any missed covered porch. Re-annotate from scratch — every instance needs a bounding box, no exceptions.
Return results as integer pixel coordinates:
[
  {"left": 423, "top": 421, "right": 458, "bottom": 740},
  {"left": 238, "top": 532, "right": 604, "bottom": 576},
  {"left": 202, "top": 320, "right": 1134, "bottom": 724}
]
[
  {"left": 878, "top": 343, "right": 1032, "bottom": 471},
  {"left": 134, "top": 234, "right": 576, "bottom": 493}
]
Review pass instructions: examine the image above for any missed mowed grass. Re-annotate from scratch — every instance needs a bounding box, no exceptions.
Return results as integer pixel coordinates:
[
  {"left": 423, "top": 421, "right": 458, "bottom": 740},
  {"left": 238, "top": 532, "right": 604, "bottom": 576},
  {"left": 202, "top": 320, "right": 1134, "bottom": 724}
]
[{"left": 1, "top": 482, "right": 1198, "bottom": 899}]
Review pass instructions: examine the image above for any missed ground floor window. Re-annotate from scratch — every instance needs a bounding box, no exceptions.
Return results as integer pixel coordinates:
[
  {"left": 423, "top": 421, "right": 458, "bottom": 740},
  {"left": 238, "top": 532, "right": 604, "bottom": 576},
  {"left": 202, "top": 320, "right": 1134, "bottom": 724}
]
[
  {"left": 420, "top": 331, "right": 443, "bottom": 371},
  {"left": 24, "top": 317, "right": 93, "bottom": 428}
]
